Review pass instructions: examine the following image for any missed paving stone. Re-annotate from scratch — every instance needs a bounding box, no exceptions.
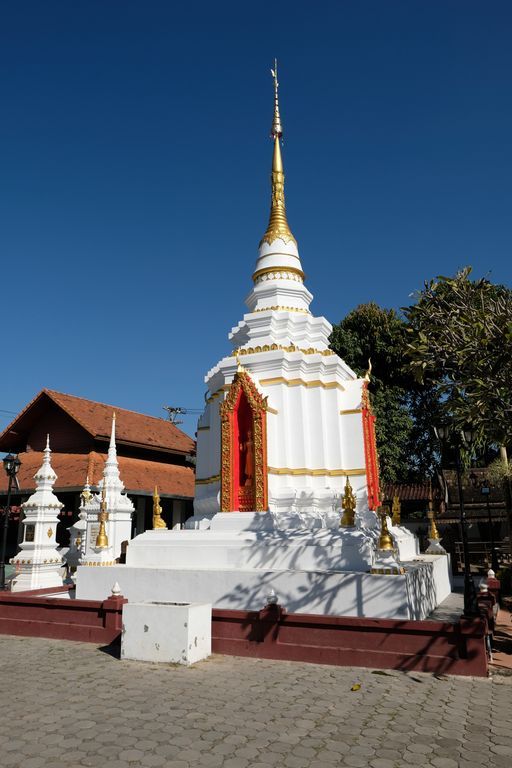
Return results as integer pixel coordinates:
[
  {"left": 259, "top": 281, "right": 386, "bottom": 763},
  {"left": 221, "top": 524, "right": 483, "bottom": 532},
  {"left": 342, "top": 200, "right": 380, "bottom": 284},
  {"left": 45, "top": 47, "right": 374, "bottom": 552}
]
[{"left": 0, "top": 635, "right": 511, "bottom": 768}]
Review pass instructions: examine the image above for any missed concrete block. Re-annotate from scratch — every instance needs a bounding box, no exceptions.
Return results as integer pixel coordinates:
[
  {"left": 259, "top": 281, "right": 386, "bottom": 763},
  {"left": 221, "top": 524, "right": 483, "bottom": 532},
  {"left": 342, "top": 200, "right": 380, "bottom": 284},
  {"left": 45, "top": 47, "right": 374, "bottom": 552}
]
[{"left": 121, "top": 601, "right": 211, "bottom": 665}]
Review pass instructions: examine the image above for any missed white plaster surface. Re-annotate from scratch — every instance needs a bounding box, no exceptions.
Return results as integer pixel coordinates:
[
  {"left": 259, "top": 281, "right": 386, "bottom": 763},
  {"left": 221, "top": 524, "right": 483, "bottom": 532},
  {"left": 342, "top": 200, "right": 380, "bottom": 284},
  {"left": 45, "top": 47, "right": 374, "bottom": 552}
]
[
  {"left": 76, "top": 553, "right": 451, "bottom": 621},
  {"left": 125, "top": 523, "right": 374, "bottom": 574},
  {"left": 121, "top": 602, "right": 211, "bottom": 665}
]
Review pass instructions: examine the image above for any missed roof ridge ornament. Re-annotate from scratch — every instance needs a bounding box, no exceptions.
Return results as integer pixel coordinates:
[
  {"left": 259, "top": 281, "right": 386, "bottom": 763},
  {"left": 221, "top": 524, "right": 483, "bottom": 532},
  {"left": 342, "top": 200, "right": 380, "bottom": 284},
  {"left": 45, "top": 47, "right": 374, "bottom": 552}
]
[{"left": 260, "top": 60, "right": 297, "bottom": 247}]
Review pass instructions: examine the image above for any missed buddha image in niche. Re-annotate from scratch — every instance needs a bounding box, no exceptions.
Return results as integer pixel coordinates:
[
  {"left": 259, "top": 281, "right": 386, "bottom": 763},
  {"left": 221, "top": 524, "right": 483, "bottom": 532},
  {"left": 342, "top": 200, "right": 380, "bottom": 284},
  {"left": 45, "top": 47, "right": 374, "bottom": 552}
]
[{"left": 239, "top": 428, "right": 255, "bottom": 487}]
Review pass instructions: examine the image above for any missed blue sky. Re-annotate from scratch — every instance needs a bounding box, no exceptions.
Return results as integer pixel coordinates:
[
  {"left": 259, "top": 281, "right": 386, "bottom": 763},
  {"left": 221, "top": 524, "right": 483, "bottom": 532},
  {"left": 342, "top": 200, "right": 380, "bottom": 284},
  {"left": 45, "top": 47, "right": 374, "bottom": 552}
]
[{"left": 1, "top": 1, "right": 511, "bottom": 437}]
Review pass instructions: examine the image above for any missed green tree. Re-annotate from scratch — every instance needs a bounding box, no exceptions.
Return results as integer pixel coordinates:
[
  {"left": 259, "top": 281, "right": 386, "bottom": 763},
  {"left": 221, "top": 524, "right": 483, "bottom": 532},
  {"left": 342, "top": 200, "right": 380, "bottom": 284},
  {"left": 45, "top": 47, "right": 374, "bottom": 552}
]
[
  {"left": 405, "top": 267, "right": 512, "bottom": 450},
  {"left": 329, "top": 302, "right": 437, "bottom": 484}
]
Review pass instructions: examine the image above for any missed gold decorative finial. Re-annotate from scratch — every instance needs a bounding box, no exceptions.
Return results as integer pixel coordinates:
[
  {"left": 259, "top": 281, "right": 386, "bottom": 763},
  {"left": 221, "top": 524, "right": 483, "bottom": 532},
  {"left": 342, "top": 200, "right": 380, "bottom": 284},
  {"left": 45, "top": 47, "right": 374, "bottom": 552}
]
[
  {"left": 95, "top": 484, "right": 109, "bottom": 549},
  {"left": 340, "top": 477, "right": 356, "bottom": 527},
  {"left": 80, "top": 475, "right": 92, "bottom": 506},
  {"left": 152, "top": 486, "right": 167, "bottom": 530},
  {"left": 364, "top": 359, "right": 372, "bottom": 382},
  {"left": 391, "top": 494, "right": 401, "bottom": 526},
  {"left": 235, "top": 353, "right": 245, "bottom": 373},
  {"left": 427, "top": 501, "right": 440, "bottom": 540},
  {"left": 270, "top": 59, "right": 283, "bottom": 139},
  {"left": 260, "top": 61, "right": 296, "bottom": 247},
  {"left": 377, "top": 504, "right": 394, "bottom": 551}
]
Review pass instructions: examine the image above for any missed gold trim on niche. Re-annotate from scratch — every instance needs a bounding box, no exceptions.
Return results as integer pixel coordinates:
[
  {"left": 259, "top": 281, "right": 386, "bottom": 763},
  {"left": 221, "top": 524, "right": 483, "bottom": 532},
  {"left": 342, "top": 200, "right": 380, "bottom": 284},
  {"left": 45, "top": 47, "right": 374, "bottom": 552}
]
[
  {"left": 196, "top": 474, "right": 221, "bottom": 485},
  {"left": 259, "top": 376, "right": 345, "bottom": 391},
  {"left": 268, "top": 467, "right": 366, "bottom": 477},
  {"left": 339, "top": 408, "right": 362, "bottom": 415}
]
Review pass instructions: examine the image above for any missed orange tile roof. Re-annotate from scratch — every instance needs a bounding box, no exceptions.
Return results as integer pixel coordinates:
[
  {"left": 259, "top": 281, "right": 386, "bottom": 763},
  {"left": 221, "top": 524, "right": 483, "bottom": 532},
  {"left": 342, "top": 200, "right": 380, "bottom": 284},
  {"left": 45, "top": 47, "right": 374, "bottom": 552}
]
[
  {"left": 0, "top": 451, "right": 194, "bottom": 499},
  {"left": 0, "top": 389, "right": 195, "bottom": 455}
]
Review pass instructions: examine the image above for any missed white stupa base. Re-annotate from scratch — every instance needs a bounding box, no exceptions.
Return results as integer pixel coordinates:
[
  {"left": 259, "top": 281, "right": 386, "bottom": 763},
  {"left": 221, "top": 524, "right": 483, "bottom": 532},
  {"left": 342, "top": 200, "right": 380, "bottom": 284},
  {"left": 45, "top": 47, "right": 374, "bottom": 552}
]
[
  {"left": 124, "top": 512, "right": 374, "bottom": 573},
  {"left": 81, "top": 547, "right": 116, "bottom": 567},
  {"left": 389, "top": 522, "right": 420, "bottom": 561},
  {"left": 10, "top": 562, "right": 64, "bottom": 592},
  {"left": 371, "top": 548, "right": 405, "bottom": 575},
  {"left": 426, "top": 538, "right": 447, "bottom": 555},
  {"left": 75, "top": 552, "right": 451, "bottom": 621}
]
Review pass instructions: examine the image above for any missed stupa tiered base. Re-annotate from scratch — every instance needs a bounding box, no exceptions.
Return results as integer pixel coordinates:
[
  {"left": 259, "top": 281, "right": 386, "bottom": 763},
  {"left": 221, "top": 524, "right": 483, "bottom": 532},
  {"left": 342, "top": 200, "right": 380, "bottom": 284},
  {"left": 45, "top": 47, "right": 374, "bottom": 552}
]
[
  {"left": 426, "top": 537, "right": 447, "bottom": 555},
  {"left": 75, "top": 513, "right": 451, "bottom": 620}
]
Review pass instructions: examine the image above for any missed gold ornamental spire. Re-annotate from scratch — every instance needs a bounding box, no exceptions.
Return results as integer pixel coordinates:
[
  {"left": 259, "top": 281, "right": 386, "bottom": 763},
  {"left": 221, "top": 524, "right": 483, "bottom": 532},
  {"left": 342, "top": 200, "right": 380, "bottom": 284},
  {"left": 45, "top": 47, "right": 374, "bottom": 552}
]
[
  {"left": 152, "top": 485, "right": 167, "bottom": 530},
  {"left": 95, "top": 485, "right": 109, "bottom": 549},
  {"left": 260, "top": 60, "right": 296, "bottom": 247}
]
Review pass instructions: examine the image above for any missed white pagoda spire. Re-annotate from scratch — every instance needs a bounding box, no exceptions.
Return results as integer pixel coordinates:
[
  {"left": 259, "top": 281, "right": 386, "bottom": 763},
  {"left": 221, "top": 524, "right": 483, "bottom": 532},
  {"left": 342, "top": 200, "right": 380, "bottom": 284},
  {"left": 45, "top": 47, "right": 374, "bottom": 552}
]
[
  {"left": 11, "top": 435, "right": 64, "bottom": 591},
  {"left": 80, "top": 411, "right": 134, "bottom": 564},
  {"left": 244, "top": 60, "right": 311, "bottom": 316}
]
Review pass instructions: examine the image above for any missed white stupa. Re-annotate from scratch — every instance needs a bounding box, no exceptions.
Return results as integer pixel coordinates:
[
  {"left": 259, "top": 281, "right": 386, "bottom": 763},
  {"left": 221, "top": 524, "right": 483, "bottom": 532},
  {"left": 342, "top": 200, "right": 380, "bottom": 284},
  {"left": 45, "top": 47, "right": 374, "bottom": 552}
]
[
  {"left": 80, "top": 412, "right": 134, "bottom": 565},
  {"left": 11, "top": 436, "right": 65, "bottom": 591},
  {"left": 76, "top": 64, "right": 450, "bottom": 619}
]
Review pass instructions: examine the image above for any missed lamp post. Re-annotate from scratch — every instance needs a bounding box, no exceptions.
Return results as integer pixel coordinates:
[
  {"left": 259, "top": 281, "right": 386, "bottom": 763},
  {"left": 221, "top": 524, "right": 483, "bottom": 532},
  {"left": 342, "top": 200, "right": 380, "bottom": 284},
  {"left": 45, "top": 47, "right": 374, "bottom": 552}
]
[
  {"left": 1, "top": 453, "right": 21, "bottom": 590},
  {"left": 434, "top": 425, "right": 479, "bottom": 617},
  {"left": 470, "top": 473, "right": 499, "bottom": 574}
]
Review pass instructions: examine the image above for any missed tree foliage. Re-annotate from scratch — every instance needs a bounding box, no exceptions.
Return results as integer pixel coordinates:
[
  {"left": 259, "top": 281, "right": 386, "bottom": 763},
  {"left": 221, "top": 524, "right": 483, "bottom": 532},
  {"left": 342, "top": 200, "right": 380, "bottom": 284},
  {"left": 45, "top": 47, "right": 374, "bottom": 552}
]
[
  {"left": 404, "top": 267, "right": 512, "bottom": 448},
  {"left": 329, "top": 303, "right": 437, "bottom": 484}
]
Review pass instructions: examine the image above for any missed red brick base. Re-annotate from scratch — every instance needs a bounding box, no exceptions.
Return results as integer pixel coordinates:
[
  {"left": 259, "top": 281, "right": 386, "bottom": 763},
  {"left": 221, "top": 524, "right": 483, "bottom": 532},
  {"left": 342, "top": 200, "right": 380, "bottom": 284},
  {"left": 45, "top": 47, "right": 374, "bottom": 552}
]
[
  {"left": 0, "top": 592, "right": 489, "bottom": 676},
  {"left": 212, "top": 606, "right": 489, "bottom": 677}
]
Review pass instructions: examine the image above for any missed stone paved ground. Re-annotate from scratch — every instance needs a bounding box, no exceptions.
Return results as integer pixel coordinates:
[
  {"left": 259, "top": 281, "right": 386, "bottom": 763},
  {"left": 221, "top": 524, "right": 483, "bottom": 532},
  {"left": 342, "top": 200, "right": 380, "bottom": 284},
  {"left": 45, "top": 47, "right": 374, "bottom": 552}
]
[{"left": 1, "top": 635, "right": 511, "bottom": 768}]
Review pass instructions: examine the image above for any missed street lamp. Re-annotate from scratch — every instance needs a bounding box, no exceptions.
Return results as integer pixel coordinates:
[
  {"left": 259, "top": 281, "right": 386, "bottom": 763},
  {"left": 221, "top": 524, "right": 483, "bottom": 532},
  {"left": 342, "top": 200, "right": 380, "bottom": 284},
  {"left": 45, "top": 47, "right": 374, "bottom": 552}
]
[
  {"left": 1, "top": 453, "right": 21, "bottom": 590},
  {"left": 470, "top": 472, "right": 499, "bottom": 573},
  {"left": 434, "top": 424, "right": 479, "bottom": 617}
]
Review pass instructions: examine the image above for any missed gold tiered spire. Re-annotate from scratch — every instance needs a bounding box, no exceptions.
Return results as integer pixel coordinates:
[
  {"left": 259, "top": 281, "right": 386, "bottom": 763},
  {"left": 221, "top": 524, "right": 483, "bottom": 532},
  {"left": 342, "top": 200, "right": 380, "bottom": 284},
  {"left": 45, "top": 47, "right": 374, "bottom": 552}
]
[
  {"left": 260, "top": 60, "right": 296, "bottom": 247},
  {"left": 95, "top": 485, "right": 109, "bottom": 549},
  {"left": 152, "top": 486, "right": 167, "bottom": 530}
]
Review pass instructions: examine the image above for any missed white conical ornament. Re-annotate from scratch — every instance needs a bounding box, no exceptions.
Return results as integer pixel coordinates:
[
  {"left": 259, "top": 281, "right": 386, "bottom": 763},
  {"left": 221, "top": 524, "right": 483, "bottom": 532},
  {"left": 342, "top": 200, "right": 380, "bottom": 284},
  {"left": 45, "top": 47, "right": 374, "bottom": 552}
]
[{"left": 11, "top": 435, "right": 65, "bottom": 592}]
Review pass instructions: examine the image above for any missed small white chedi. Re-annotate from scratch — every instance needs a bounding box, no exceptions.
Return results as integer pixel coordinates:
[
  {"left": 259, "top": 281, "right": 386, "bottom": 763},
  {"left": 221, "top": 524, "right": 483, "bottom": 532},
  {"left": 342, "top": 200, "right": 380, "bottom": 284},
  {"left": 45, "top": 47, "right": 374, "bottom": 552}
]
[
  {"left": 79, "top": 412, "right": 134, "bottom": 566},
  {"left": 76, "top": 64, "right": 450, "bottom": 619},
  {"left": 11, "top": 436, "right": 64, "bottom": 591}
]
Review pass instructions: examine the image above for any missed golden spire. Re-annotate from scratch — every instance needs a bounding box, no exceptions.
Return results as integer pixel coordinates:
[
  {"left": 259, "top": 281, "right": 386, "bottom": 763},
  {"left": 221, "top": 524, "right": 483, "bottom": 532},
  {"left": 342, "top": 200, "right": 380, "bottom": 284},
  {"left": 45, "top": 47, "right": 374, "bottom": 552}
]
[
  {"left": 340, "top": 477, "right": 356, "bottom": 527},
  {"left": 391, "top": 494, "right": 401, "bottom": 526},
  {"left": 260, "top": 60, "right": 296, "bottom": 247},
  {"left": 377, "top": 504, "right": 394, "bottom": 551},
  {"left": 427, "top": 501, "right": 440, "bottom": 540},
  {"left": 95, "top": 485, "right": 109, "bottom": 549},
  {"left": 152, "top": 485, "right": 166, "bottom": 530}
]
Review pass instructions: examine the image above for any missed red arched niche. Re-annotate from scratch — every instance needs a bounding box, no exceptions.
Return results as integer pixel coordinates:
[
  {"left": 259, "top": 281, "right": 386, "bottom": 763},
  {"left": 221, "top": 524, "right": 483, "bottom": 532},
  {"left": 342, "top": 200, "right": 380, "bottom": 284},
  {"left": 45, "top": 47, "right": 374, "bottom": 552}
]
[{"left": 220, "top": 370, "right": 268, "bottom": 512}]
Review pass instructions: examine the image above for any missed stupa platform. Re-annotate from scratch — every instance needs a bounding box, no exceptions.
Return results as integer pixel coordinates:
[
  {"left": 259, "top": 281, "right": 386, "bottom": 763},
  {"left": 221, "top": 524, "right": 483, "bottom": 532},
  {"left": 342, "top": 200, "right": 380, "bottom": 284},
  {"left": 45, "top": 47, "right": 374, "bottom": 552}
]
[
  {"left": 75, "top": 514, "right": 451, "bottom": 620},
  {"left": 75, "top": 556, "right": 450, "bottom": 620}
]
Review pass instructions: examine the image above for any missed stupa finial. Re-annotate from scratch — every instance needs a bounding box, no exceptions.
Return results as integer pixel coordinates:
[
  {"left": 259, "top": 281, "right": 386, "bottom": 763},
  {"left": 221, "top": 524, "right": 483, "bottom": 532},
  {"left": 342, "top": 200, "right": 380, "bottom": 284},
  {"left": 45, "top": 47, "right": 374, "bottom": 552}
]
[
  {"left": 260, "top": 61, "right": 296, "bottom": 247},
  {"left": 110, "top": 411, "right": 116, "bottom": 447},
  {"left": 270, "top": 59, "right": 282, "bottom": 139}
]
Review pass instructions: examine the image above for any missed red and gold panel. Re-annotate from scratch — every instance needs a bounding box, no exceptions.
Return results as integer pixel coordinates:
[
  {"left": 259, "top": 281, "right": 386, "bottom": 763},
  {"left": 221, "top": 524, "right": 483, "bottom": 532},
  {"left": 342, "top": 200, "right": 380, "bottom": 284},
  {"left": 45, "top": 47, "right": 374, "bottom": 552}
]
[
  {"left": 361, "top": 382, "right": 381, "bottom": 511},
  {"left": 220, "top": 370, "right": 268, "bottom": 513}
]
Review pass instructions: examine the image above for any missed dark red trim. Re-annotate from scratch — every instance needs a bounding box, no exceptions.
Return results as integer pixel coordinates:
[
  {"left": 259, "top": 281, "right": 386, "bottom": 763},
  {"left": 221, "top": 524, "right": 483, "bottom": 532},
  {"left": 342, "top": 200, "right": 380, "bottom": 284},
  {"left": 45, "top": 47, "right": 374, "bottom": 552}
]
[
  {"left": 0, "top": 591, "right": 126, "bottom": 644},
  {"left": 211, "top": 606, "right": 488, "bottom": 677}
]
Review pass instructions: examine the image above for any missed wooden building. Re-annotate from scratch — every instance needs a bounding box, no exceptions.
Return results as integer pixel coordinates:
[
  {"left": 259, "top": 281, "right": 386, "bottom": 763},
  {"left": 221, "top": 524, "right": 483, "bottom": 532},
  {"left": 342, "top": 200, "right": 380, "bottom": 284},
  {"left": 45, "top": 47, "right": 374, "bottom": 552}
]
[{"left": 0, "top": 389, "right": 196, "bottom": 558}]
